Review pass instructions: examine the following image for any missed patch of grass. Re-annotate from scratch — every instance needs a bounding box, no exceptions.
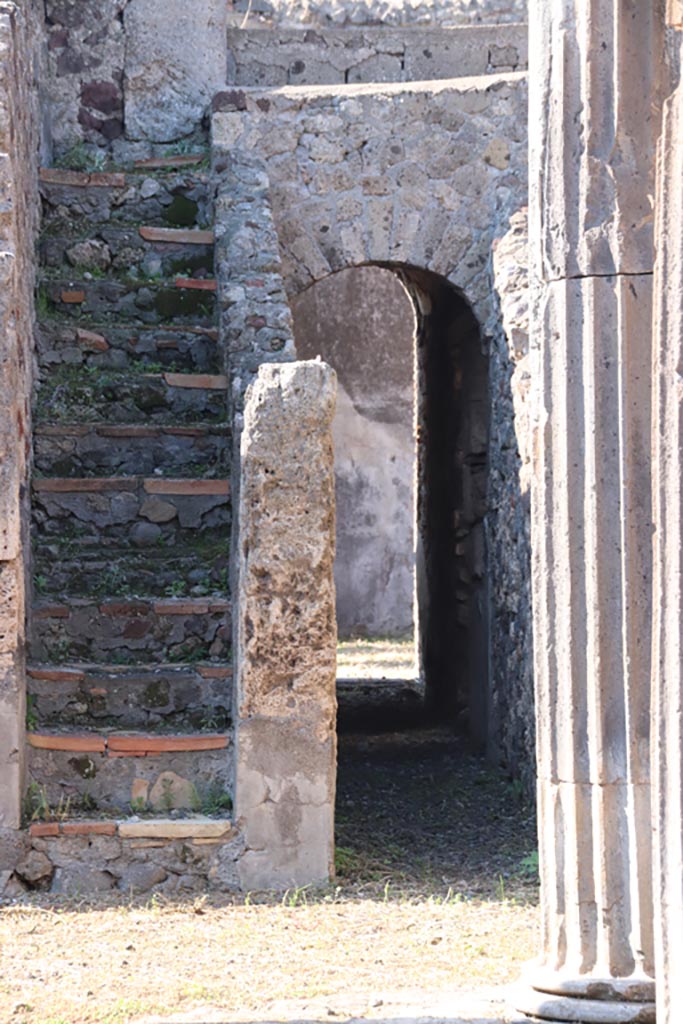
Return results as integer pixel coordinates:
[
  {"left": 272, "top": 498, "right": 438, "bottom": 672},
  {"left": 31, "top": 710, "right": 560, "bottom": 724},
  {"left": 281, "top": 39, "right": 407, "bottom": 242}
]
[{"left": 55, "top": 141, "right": 107, "bottom": 173}]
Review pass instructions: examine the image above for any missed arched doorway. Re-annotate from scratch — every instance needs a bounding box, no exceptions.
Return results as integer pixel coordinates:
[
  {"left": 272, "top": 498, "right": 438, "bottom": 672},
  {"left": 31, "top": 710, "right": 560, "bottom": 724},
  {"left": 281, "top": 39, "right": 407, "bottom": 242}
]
[{"left": 292, "top": 263, "right": 490, "bottom": 742}]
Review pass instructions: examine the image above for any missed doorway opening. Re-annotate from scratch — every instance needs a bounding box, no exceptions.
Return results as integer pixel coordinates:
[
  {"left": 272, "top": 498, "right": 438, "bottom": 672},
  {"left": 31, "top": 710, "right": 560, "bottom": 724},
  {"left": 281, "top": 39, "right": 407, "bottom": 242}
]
[
  {"left": 292, "top": 264, "right": 520, "bottom": 896},
  {"left": 292, "top": 263, "right": 489, "bottom": 738}
]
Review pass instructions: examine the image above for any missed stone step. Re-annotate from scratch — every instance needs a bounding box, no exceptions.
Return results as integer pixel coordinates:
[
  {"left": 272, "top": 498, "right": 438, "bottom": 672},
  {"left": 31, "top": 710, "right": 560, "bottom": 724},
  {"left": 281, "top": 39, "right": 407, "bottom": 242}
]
[
  {"left": 35, "top": 368, "right": 228, "bottom": 426},
  {"left": 32, "top": 543, "right": 229, "bottom": 600},
  {"left": 36, "top": 322, "right": 220, "bottom": 373},
  {"left": 30, "top": 596, "right": 231, "bottom": 666},
  {"left": 34, "top": 423, "right": 230, "bottom": 478},
  {"left": 40, "top": 223, "right": 214, "bottom": 281},
  {"left": 22, "top": 814, "right": 237, "bottom": 896},
  {"left": 27, "top": 662, "right": 232, "bottom": 732},
  {"left": 32, "top": 476, "right": 230, "bottom": 552},
  {"left": 39, "top": 276, "right": 216, "bottom": 326},
  {"left": 27, "top": 730, "right": 232, "bottom": 815},
  {"left": 40, "top": 166, "right": 214, "bottom": 229}
]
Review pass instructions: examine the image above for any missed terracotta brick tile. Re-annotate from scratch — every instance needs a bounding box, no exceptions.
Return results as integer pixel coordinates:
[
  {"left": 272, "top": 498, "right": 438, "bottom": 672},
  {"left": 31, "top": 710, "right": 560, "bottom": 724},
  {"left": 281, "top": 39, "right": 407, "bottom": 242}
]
[
  {"left": 33, "top": 478, "right": 138, "bottom": 493},
  {"left": 208, "top": 601, "right": 231, "bottom": 613},
  {"left": 133, "top": 154, "right": 204, "bottom": 169},
  {"left": 143, "top": 478, "right": 229, "bottom": 496},
  {"left": 139, "top": 226, "right": 214, "bottom": 245},
  {"left": 88, "top": 172, "right": 127, "bottom": 187},
  {"left": 61, "top": 822, "right": 117, "bottom": 836},
  {"left": 89, "top": 688, "right": 107, "bottom": 697},
  {"left": 162, "top": 427, "right": 206, "bottom": 437},
  {"left": 28, "top": 667, "right": 85, "bottom": 683},
  {"left": 174, "top": 277, "right": 217, "bottom": 291},
  {"left": 76, "top": 328, "right": 109, "bottom": 351},
  {"left": 29, "top": 822, "right": 60, "bottom": 837},
  {"left": 99, "top": 601, "right": 151, "bottom": 616},
  {"left": 108, "top": 751, "right": 145, "bottom": 758},
  {"left": 35, "top": 425, "right": 90, "bottom": 437},
  {"left": 61, "top": 290, "right": 86, "bottom": 304},
  {"left": 33, "top": 604, "right": 70, "bottom": 620},
  {"left": 156, "top": 339, "right": 179, "bottom": 349},
  {"left": 97, "top": 426, "right": 159, "bottom": 438},
  {"left": 197, "top": 665, "right": 233, "bottom": 679},
  {"left": 163, "top": 372, "right": 227, "bottom": 390},
  {"left": 108, "top": 734, "right": 228, "bottom": 754},
  {"left": 28, "top": 733, "right": 106, "bottom": 753},
  {"left": 153, "top": 600, "right": 210, "bottom": 616}
]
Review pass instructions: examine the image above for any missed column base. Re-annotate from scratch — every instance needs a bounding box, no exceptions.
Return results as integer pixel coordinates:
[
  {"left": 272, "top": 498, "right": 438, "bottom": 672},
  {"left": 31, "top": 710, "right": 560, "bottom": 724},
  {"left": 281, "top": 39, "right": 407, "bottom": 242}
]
[{"left": 512, "top": 967, "right": 656, "bottom": 1023}]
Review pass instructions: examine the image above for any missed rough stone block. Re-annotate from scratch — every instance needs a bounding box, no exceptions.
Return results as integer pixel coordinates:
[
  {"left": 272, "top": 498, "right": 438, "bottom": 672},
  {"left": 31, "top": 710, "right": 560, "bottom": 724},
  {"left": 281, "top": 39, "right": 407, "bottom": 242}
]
[
  {"left": 124, "top": 0, "right": 228, "bottom": 141},
  {"left": 234, "top": 361, "right": 337, "bottom": 889}
]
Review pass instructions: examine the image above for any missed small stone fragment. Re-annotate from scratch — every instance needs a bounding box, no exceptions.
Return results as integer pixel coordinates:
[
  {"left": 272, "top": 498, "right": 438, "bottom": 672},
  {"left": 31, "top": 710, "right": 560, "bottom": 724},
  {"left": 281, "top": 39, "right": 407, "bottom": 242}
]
[
  {"left": 66, "top": 239, "right": 112, "bottom": 271},
  {"left": 140, "top": 496, "right": 177, "bottom": 523},
  {"left": 15, "top": 850, "right": 54, "bottom": 887},
  {"left": 129, "top": 521, "right": 162, "bottom": 547},
  {"left": 117, "top": 862, "right": 167, "bottom": 893},
  {"left": 148, "top": 771, "right": 198, "bottom": 811}
]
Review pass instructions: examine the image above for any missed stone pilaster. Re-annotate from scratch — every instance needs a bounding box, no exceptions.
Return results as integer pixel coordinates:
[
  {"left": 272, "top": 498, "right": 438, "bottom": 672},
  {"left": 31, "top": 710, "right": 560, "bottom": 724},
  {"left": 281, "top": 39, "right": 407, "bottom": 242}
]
[
  {"left": 233, "top": 361, "right": 337, "bottom": 890},
  {"left": 517, "top": 2, "right": 666, "bottom": 1021},
  {"left": 652, "top": 25, "right": 683, "bottom": 1024},
  {"left": 0, "top": 3, "right": 41, "bottom": 834}
]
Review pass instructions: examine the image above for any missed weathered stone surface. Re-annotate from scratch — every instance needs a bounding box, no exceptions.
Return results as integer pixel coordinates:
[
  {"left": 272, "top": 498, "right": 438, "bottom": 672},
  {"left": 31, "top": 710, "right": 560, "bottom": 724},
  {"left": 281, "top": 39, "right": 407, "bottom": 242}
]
[
  {"left": 148, "top": 771, "right": 197, "bottom": 811},
  {"left": 518, "top": 3, "right": 662, "bottom": 1018},
  {"left": 229, "top": 0, "right": 528, "bottom": 28},
  {"left": 51, "top": 865, "right": 115, "bottom": 894},
  {"left": 652, "top": 28, "right": 683, "bottom": 1024},
  {"left": 234, "top": 361, "right": 337, "bottom": 889},
  {"left": 124, "top": 0, "right": 228, "bottom": 142},
  {"left": 118, "top": 818, "right": 232, "bottom": 839},
  {"left": 15, "top": 849, "right": 54, "bottom": 886},
  {"left": 292, "top": 267, "right": 415, "bottom": 637},
  {"left": 0, "top": 1, "right": 41, "bottom": 831},
  {"left": 116, "top": 861, "right": 167, "bottom": 892},
  {"left": 529, "top": 1, "right": 668, "bottom": 279},
  {"left": 226, "top": 24, "right": 528, "bottom": 88}
]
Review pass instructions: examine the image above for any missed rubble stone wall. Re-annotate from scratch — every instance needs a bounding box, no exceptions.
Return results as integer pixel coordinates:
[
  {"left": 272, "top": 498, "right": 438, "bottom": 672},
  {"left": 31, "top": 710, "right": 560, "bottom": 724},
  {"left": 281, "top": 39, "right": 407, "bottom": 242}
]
[{"left": 0, "top": 0, "right": 43, "bottom": 842}]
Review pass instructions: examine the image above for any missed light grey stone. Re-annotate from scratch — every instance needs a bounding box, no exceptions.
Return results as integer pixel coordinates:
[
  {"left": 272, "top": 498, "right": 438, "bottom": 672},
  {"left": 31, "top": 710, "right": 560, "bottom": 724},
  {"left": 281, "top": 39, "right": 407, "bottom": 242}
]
[
  {"left": 51, "top": 866, "right": 116, "bottom": 895},
  {"left": 129, "top": 520, "right": 162, "bottom": 548},
  {"left": 117, "top": 862, "right": 168, "bottom": 893},
  {"left": 124, "top": 0, "right": 229, "bottom": 141},
  {"left": 15, "top": 849, "right": 53, "bottom": 886},
  {"left": 234, "top": 361, "right": 337, "bottom": 889}
]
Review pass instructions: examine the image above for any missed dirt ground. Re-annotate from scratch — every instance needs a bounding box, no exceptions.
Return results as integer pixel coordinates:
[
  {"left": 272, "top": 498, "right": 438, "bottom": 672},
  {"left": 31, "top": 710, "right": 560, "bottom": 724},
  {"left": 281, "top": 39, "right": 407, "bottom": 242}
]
[{"left": 0, "top": 650, "right": 539, "bottom": 1024}]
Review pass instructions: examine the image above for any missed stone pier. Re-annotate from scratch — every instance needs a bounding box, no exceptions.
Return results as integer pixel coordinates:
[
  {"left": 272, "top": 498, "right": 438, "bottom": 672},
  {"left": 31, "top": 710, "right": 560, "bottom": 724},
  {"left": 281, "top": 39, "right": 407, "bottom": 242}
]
[
  {"left": 233, "top": 361, "right": 338, "bottom": 891},
  {"left": 652, "top": 12, "right": 683, "bottom": 1024},
  {"left": 517, "top": 2, "right": 666, "bottom": 1021}
]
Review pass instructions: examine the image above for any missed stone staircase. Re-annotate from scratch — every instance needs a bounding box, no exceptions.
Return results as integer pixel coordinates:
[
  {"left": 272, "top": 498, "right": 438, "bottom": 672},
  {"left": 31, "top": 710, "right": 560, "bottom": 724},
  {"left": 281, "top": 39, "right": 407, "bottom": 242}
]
[{"left": 26, "top": 156, "right": 234, "bottom": 826}]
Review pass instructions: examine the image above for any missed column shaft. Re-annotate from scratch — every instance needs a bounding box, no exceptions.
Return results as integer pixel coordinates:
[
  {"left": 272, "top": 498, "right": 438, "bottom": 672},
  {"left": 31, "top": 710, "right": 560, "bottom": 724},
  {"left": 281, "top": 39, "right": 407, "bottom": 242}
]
[
  {"left": 519, "top": 1, "right": 667, "bottom": 1020},
  {"left": 652, "top": 27, "right": 683, "bottom": 1024}
]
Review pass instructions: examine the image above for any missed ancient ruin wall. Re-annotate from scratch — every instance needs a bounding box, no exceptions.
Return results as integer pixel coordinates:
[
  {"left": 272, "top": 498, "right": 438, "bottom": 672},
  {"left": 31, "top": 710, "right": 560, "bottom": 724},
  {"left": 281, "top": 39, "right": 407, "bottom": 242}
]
[
  {"left": 228, "top": 0, "right": 528, "bottom": 28},
  {"left": 0, "top": 0, "right": 43, "bottom": 845},
  {"left": 213, "top": 73, "right": 535, "bottom": 780}
]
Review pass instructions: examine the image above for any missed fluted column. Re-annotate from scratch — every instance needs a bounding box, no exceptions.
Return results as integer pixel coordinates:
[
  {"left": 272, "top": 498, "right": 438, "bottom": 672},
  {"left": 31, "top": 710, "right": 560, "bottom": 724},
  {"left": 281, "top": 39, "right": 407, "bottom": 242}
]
[
  {"left": 517, "top": 3, "right": 667, "bottom": 1021},
  {"left": 652, "top": 19, "right": 683, "bottom": 1024}
]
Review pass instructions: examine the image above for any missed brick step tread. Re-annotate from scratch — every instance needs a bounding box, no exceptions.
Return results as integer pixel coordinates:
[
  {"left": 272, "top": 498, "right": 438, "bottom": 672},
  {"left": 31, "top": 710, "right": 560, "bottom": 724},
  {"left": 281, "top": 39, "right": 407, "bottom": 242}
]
[
  {"left": 33, "top": 597, "right": 230, "bottom": 618},
  {"left": 134, "top": 155, "right": 207, "bottom": 170},
  {"left": 28, "top": 816, "right": 231, "bottom": 840},
  {"left": 35, "top": 369, "right": 228, "bottom": 428},
  {"left": 41, "top": 273, "right": 216, "bottom": 292},
  {"left": 33, "top": 476, "right": 230, "bottom": 495},
  {"left": 39, "top": 371, "right": 227, "bottom": 391},
  {"left": 38, "top": 322, "right": 218, "bottom": 342},
  {"left": 35, "top": 423, "right": 229, "bottom": 438},
  {"left": 28, "top": 731, "right": 229, "bottom": 753},
  {"left": 139, "top": 226, "right": 214, "bottom": 244},
  {"left": 28, "top": 662, "right": 232, "bottom": 680},
  {"left": 39, "top": 159, "right": 207, "bottom": 187},
  {"left": 39, "top": 278, "right": 216, "bottom": 327},
  {"left": 174, "top": 277, "right": 217, "bottom": 291}
]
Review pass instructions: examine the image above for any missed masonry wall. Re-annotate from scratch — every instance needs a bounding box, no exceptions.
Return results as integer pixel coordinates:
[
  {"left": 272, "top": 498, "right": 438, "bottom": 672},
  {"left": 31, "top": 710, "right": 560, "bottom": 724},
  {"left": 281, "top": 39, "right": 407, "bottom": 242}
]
[
  {"left": 0, "top": 0, "right": 43, "bottom": 854},
  {"left": 228, "top": 0, "right": 528, "bottom": 28},
  {"left": 213, "top": 72, "right": 535, "bottom": 781}
]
